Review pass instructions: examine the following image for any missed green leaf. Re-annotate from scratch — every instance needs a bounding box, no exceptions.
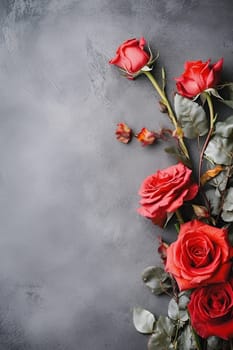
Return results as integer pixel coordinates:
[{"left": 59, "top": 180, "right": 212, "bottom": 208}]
[
  {"left": 148, "top": 332, "right": 174, "bottom": 350},
  {"left": 174, "top": 94, "right": 208, "bottom": 139},
  {"left": 220, "top": 83, "right": 233, "bottom": 109},
  {"left": 205, "top": 116, "right": 233, "bottom": 165},
  {"left": 157, "top": 315, "right": 175, "bottom": 337},
  {"left": 168, "top": 298, "right": 179, "bottom": 321},
  {"left": 133, "top": 307, "right": 155, "bottom": 334},
  {"left": 177, "top": 325, "right": 198, "bottom": 350},
  {"left": 207, "top": 336, "right": 222, "bottom": 350},
  {"left": 148, "top": 316, "right": 175, "bottom": 350},
  {"left": 164, "top": 146, "right": 191, "bottom": 167},
  {"left": 178, "top": 292, "right": 190, "bottom": 310},
  {"left": 205, "top": 189, "right": 221, "bottom": 216},
  {"left": 142, "top": 266, "right": 171, "bottom": 295},
  {"left": 221, "top": 187, "right": 233, "bottom": 222},
  {"left": 204, "top": 135, "right": 233, "bottom": 165}
]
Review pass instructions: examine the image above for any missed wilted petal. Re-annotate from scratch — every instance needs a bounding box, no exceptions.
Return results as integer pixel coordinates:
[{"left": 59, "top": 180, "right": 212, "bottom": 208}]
[
  {"left": 115, "top": 123, "right": 132, "bottom": 144},
  {"left": 136, "top": 127, "right": 157, "bottom": 146}
]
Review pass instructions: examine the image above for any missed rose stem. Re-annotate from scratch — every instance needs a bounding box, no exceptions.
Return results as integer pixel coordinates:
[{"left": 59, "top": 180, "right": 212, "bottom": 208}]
[
  {"left": 230, "top": 339, "right": 233, "bottom": 350},
  {"left": 198, "top": 92, "right": 215, "bottom": 186},
  {"left": 142, "top": 71, "right": 190, "bottom": 161}
]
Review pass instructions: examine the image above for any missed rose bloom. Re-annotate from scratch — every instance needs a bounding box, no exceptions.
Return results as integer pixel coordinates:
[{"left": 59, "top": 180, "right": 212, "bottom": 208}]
[
  {"left": 109, "top": 37, "right": 150, "bottom": 78},
  {"left": 188, "top": 278, "right": 233, "bottom": 340},
  {"left": 175, "top": 58, "right": 223, "bottom": 98},
  {"left": 165, "top": 220, "right": 233, "bottom": 291},
  {"left": 137, "top": 162, "right": 198, "bottom": 227}
]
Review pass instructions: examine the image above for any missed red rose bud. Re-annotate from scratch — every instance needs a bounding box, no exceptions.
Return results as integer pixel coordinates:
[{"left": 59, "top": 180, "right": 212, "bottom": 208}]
[
  {"left": 115, "top": 123, "right": 132, "bottom": 144},
  {"left": 165, "top": 220, "right": 233, "bottom": 291},
  {"left": 136, "top": 127, "right": 157, "bottom": 146},
  {"left": 188, "top": 278, "right": 233, "bottom": 340},
  {"left": 109, "top": 37, "right": 150, "bottom": 79},
  {"left": 137, "top": 162, "right": 198, "bottom": 227},
  {"left": 175, "top": 58, "right": 223, "bottom": 98}
]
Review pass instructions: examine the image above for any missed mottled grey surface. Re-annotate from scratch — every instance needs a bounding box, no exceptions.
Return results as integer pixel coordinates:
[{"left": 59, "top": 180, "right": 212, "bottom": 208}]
[{"left": 0, "top": 0, "right": 232, "bottom": 349}]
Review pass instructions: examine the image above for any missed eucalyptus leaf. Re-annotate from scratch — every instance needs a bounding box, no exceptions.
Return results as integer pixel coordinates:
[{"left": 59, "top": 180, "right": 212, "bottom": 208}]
[
  {"left": 220, "top": 82, "right": 233, "bottom": 109},
  {"left": 177, "top": 325, "right": 197, "bottom": 350},
  {"left": 178, "top": 293, "right": 190, "bottom": 310},
  {"left": 156, "top": 315, "right": 175, "bottom": 337},
  {"left": 133, "top": 307, "right": 155, "bottom": 334},
  {"left": 222, "top": 100, "right": 233, "bottom": 109},
  {"left": 207, "top": 336, "right": 222, "bottom": 350},
  {"left": 221, "top": 187, "right": 233, "bottom": 222},
  {"left": 148, "top": 316, "right": 175, "bottom": 350},
  {"left": 205, "top": 116, "right": 233, "bottom": 165},
  {"left": 205, "top": 189, "right": 221, "bottom": 216},
  {"left": 174, "top": 94, "right": 208, "bottom": 139},
  {"left": 204, "top": 135, "right": 233, "bottom": 165},
  {"left": 168, "top": 298, "right": 179, "bottom": 321},
  {"left": 142, "top": 266, "right": 171, "bottom": 295},
  {"left": 148, "top": 332, "right": 174, "bottom": 350}
]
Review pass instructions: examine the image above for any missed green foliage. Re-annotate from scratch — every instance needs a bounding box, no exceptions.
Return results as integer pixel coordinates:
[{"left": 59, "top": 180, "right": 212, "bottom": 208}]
[
  {"left": 142, "top": 266, "right": 172, "bottom": 295},
  {"left": 205, "top": 116, "right": 233, "bottom": 165},
  {"left": 174, "top": 94, "right": 208, "bottom": 139},
  {"left": 147, "top": 316, "right": 175, "bottom": 350},
  {"left": 220, "top": 83, "right": 233, "bottom": 109},
  {"left": 133, "top": 307, "right": 155, "bottom": 334},
  {"left": 177, "top": 325, "right": 198, "bottom": 350},
  {"left": 221, "top": 187, "right": 233, "bottom": 221}
]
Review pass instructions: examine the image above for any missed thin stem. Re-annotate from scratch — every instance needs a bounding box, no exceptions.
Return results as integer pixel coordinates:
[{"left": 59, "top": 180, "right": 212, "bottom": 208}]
[
  {"left": 198, "top": 93, "right": 215, "bottom": 186},
  {"left": 230, "top": 338, "right": 233, "bottom": 350},
  {"left": 175, "top": 209, "right": 184, "bottom": 225},
  {"left": 143, "top": 71, "right": 190, "bottom": 160}
]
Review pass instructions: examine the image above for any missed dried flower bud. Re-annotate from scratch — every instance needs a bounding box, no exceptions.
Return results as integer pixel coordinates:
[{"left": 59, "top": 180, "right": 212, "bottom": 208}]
[
  {"left": 115, "top": 123, "right": 132, "bottom": 144},
  {"left": 158, "top": 237, "right": 169, "bottom": 264},
  {"left": 136, "top": 127, "right": 157, "bottom": 146},
  {"left": 192, "top": 204, "right": 210, "bottom": 219},
  {"left": 158, "top": 100, "right": 168, "bottom": 113}
]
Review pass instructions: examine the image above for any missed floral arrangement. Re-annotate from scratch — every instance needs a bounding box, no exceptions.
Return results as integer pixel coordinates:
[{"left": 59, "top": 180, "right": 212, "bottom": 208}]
[{"left": 109, "top": 37, "right": 233, "bottom": 350}]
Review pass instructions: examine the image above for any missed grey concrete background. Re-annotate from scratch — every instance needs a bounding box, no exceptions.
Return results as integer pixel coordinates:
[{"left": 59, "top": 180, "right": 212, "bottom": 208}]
[{"left": 0, "top": 0, "right": 232, "bottom": 349}]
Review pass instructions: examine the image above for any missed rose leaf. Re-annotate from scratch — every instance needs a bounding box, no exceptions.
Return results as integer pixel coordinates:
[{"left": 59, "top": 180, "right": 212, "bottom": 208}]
[
  {"left": 148, "top": 332, "right": 174, "bottom": 350},
  {"left": 174, "top": 94, "right": 208, "bottom": 139},
  {"left": 132, "top": 307, "right": 155, "bottom": 334}
]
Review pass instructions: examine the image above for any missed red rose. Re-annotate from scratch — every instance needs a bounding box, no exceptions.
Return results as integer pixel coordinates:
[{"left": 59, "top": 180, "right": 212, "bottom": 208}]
[
  {"left": 109, "top": 38, "right": 150, "bottom": 78},
  {"left": 137, "top": 162, "right": 198, "bottom": 227},
  {"left": 175, "top": 58, "right": 223, "bottom": 98},
  {"left": 165, "top": 220, "right": 233, "bottom": 291},
  {"left": 188, "top": 278, "right": 233, "bottom": 340}
]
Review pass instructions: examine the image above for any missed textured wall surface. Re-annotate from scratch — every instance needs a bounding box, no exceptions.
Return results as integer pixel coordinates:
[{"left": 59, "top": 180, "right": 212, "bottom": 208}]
[{"left": 0, "top": 1, "right": 232, "bottom": 349}]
